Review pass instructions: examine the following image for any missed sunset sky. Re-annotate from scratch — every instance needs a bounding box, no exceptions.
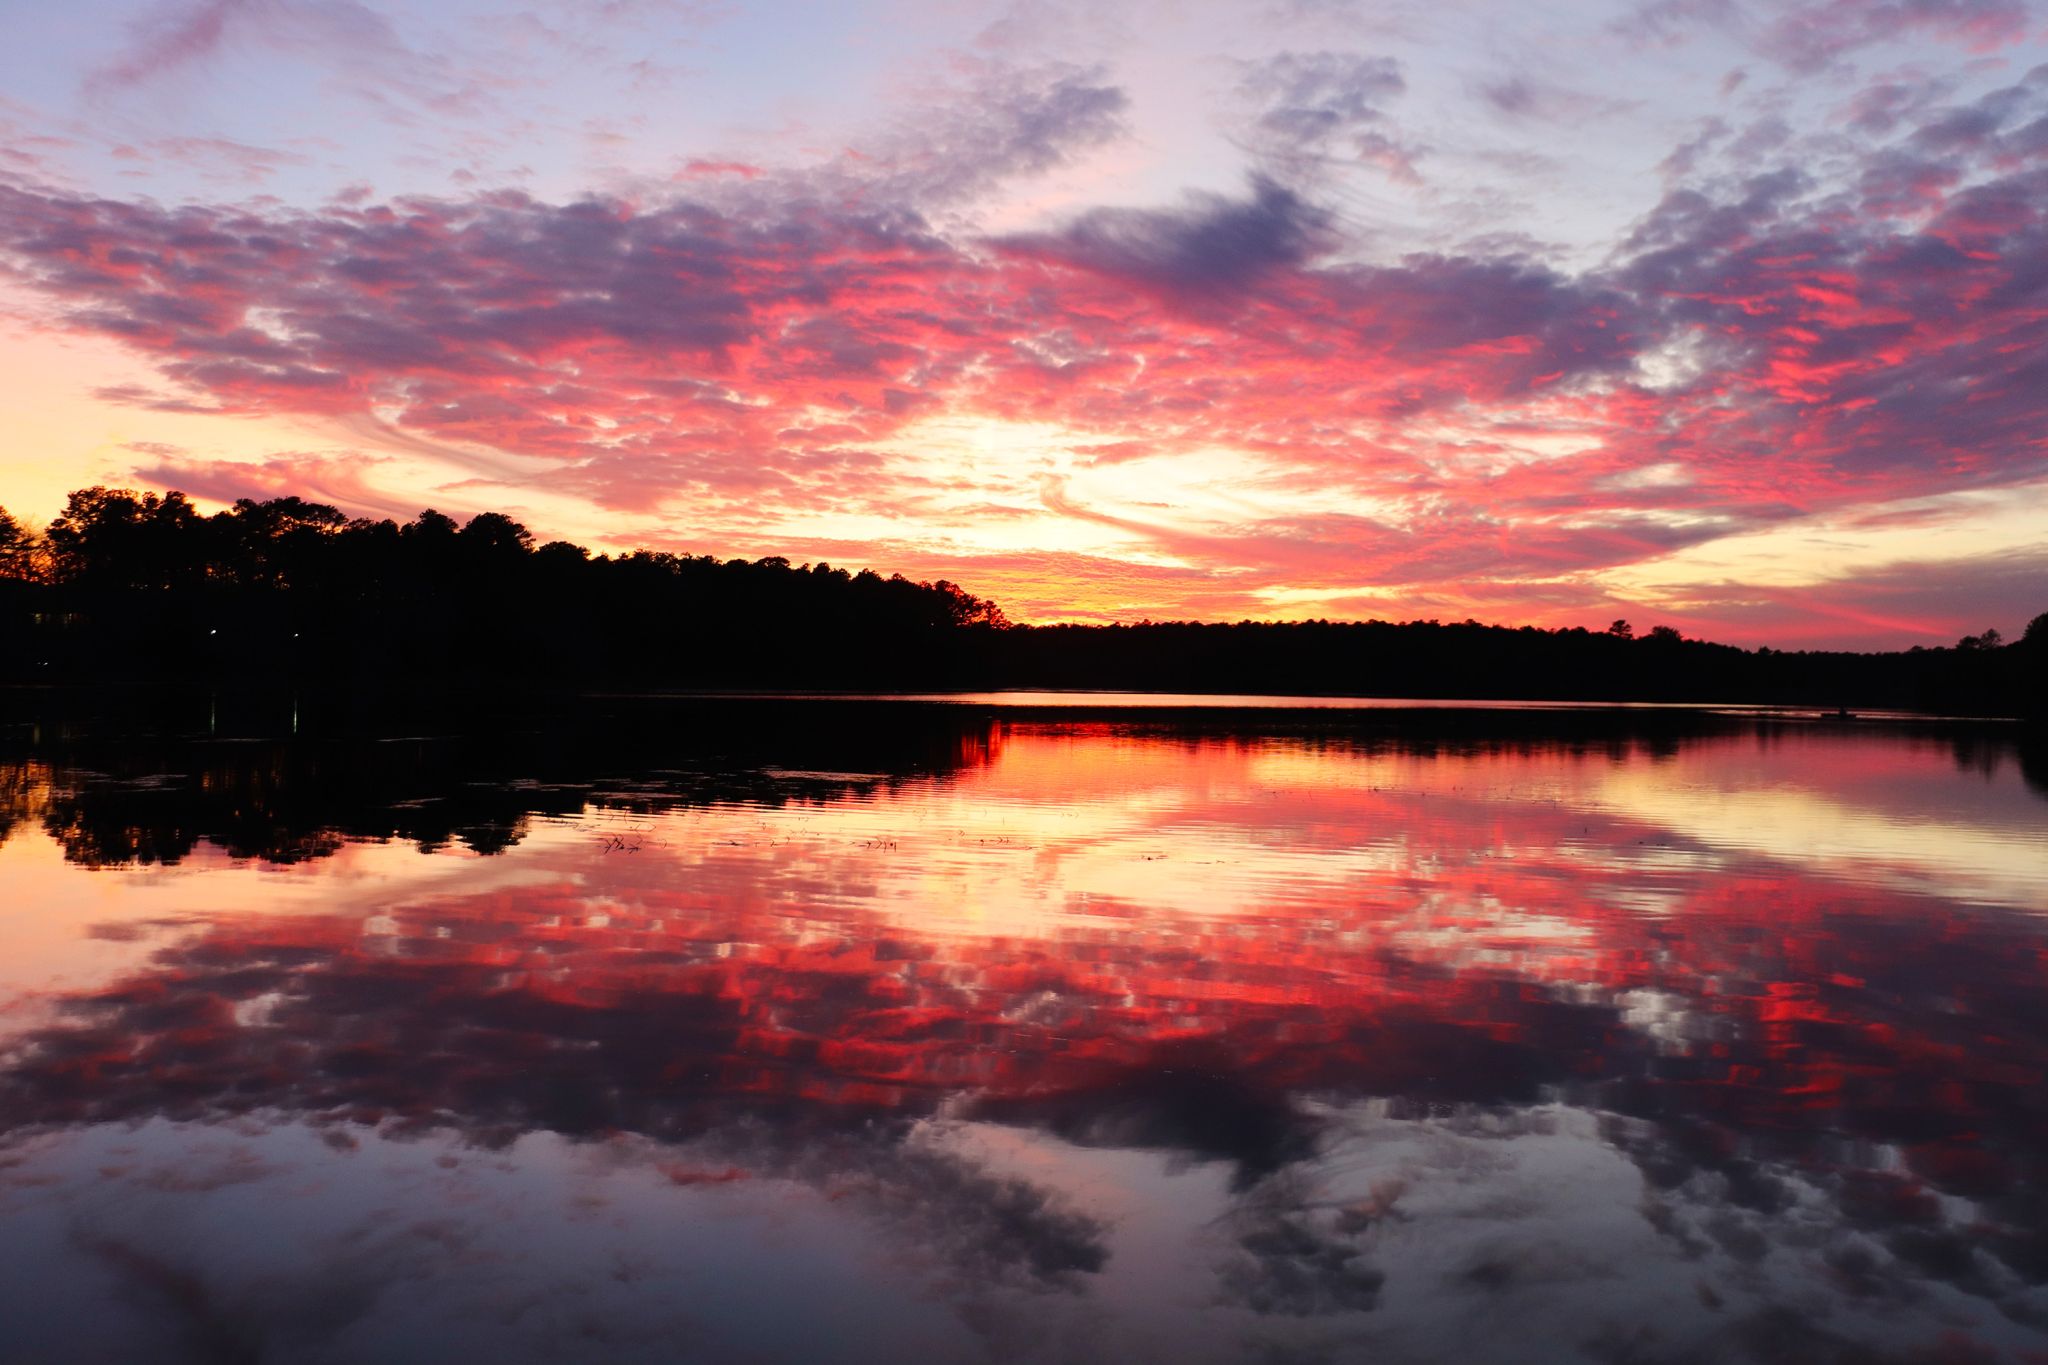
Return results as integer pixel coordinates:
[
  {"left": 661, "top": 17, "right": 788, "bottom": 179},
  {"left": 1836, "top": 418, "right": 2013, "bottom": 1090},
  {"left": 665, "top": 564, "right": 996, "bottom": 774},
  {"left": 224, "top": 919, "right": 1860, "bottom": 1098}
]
[{"left": 2, "top": 0, "right": 2045, "bottom": 646}]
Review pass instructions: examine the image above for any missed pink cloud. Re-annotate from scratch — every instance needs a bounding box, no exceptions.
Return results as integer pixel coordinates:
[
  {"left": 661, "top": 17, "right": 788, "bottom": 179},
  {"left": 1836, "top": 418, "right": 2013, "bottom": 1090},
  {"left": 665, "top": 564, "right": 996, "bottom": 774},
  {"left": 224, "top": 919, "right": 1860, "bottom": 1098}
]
[
  {"left": 122, "top": 450, "right": 425, "bottom": 522},
  {"left": 2, "top": 61, "right": 2047, "bottom": 643},
  {"left": 675, "top": 159, "right": 765, "bottom": 181}
]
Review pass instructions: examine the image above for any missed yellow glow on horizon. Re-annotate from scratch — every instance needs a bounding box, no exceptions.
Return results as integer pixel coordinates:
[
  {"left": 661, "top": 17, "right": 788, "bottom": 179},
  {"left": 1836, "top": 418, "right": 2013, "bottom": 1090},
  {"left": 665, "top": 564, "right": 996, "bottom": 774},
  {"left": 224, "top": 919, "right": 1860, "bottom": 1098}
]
[
  {"left": 0, "top": 318, "right": 260, "bottom": 521},
  {"left": 1606, "top": 478, "right": 2048, "bottom": 631}
]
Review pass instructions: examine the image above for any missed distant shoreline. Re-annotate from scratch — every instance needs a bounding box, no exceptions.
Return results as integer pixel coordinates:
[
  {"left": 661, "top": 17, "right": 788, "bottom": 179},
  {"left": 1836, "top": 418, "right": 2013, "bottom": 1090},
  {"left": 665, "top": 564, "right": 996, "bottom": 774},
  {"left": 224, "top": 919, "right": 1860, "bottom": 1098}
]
[
  {"left": 583, "top": 688, "right": 2030, "bottom": 722},
  {"left": 3, "top": 488, "right": 2041, "bottom": 718}
]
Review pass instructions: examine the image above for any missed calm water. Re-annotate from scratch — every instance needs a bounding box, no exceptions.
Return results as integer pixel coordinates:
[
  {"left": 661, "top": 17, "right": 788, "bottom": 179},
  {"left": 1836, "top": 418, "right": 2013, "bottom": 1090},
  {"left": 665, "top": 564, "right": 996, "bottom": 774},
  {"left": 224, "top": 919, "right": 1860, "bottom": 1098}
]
[{"left": 2, "top": 699, "right": 2046, "bottom": 1364}]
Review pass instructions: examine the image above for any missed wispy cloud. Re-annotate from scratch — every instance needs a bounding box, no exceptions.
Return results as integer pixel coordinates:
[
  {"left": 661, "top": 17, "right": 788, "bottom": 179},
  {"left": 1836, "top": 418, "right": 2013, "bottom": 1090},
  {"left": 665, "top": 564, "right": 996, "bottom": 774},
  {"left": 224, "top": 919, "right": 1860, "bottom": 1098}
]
[{"left": 87, "top": 0, "right": 488, "bottom": 115}]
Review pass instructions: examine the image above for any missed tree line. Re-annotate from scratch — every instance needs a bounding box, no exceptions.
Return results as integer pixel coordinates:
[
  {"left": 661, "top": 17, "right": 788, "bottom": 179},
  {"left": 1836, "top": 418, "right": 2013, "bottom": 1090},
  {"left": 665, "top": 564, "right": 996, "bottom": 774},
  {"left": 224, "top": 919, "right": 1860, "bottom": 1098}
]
[
  {"left": 1, "top": 486, "right": 2041, "bottom": 713},
  {"left": 993, "top": 616, "right": 2044, "bottom": 714},
  {"left": 0, "top": 488, "right": 1005, "bottom": 687}
]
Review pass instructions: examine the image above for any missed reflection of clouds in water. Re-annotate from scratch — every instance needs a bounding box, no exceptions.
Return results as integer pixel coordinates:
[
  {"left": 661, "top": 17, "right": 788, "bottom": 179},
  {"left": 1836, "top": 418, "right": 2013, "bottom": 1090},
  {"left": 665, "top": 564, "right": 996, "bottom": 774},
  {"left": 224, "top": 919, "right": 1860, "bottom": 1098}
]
[
  {"left": 719, "top": 1123, "right": 1111, "bottom": 1291},
  {"left": 1586, "top": 737, "right": 2048, "bottom": 909},
  {"left": 7, "top": 839, "right": 2048, "bottom": 1298},
  {"left": 1614, "top": 988, "right": 1722, "bottom": 1053},
  {"left": 2, "top": 1121, "right": 1105, "bottom": 1365},
  {"left": 1200, "top": 1102, "right": 2048, "bottom": 1363},
  {"left": 3, "top": 719, "right": 2048, "bottom": 1359},
  {"left": 1215, "top": 1165, "right": 1391, "bottom": 1315},
  {"left": 969, "top": 1047, "right": 1323, "bottom": 1187},
  {"left": 1605, "top": 1108, "right": 2048, "bottom": 1337},
  {"left": 4, "top": 1098, "right": 2047, "bottom": 1359}
]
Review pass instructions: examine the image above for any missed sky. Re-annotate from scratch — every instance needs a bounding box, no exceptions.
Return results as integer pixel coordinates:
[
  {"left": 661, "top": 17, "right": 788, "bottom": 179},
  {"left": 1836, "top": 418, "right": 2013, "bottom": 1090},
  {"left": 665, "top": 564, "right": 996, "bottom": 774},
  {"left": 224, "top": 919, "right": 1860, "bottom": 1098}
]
[{"left": 0, "top": 0, "right": 2044, "bottom": 647}]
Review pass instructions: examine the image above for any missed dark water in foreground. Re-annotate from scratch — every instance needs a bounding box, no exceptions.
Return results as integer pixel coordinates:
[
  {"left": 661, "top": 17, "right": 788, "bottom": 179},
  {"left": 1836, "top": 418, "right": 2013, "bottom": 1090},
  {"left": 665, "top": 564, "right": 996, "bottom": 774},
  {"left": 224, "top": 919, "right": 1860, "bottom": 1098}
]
[{"left": 2, "top": 698, "right": 2046, "bottom": 1364}]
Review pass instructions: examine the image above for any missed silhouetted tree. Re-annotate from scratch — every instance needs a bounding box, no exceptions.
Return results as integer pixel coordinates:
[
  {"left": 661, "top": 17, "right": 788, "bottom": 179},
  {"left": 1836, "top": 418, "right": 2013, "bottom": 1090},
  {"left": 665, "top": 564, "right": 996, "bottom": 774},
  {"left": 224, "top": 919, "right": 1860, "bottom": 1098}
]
[
  {"left": 45, "top": 487, "right": 203, "bottom": 591},
  {"left": 220, "top": 496, "right": 348, "bottom": 589},
  {"left": 0, "top": 485, "right": 1024, "bottom": 688},
  {"left": 0, "top": 506, "right": 38, "bottom": 582},
  {"left": 459, "top": 511, "right": 534, "bottom": 558}
]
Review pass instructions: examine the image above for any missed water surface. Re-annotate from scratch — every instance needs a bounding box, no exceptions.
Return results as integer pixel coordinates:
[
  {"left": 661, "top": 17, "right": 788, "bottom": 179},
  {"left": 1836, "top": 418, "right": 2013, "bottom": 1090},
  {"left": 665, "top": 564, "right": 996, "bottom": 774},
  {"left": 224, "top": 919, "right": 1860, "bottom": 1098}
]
[{"left": 2, "top": 701, "right": 2045, "bottom": 1363}]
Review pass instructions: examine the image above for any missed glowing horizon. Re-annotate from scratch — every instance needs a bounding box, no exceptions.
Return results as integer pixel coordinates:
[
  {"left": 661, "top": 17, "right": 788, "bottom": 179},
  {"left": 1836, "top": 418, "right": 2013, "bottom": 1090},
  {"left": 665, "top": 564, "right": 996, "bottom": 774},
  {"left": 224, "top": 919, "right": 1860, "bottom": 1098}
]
[{"left": 3, "top": 0, "right": 2046, "bottom": 647}]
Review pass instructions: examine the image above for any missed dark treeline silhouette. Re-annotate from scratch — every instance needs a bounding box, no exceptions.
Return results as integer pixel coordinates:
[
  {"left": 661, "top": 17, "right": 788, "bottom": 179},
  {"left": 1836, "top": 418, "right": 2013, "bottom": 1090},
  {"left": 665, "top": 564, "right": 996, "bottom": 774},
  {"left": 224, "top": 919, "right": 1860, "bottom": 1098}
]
[
  {"left": 1, "top": 487, "right": 2043, "bottom": 713},
  {"left": 997, "top": 616, "right": 2048, "bottom": 716},
  {"left": 0, "top": 488, "right": 1005, "bottom": 687}
]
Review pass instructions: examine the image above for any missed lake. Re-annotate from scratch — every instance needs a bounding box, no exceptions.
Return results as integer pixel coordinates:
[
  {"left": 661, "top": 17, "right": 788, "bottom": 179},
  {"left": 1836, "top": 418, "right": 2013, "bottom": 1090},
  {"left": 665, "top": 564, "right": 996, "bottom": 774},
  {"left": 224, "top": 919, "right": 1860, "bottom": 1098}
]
[{"left": 2, "top": 695, "right": 2045, "bottom": 1364}]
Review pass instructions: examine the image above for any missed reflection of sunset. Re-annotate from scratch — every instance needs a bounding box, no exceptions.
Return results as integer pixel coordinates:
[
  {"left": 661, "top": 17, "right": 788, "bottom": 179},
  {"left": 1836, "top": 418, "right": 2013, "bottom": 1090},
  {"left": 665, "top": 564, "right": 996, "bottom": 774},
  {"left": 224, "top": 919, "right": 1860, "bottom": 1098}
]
[
  {"left": 5, "top": 723, "right": 2046, "bottom": 1147},
  {"left": 4, "top": 717, "right": 2047, "bottom": 1360}
]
